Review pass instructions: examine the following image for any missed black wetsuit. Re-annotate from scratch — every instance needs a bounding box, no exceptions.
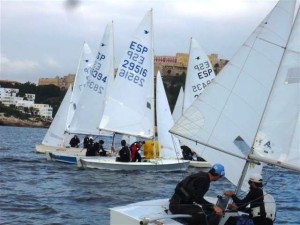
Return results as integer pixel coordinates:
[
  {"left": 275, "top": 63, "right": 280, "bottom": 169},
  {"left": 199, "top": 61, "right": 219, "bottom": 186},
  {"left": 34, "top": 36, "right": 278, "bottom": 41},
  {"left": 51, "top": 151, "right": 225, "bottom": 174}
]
[
  {"left": 225, "top": 186, "right": 273, "bottom": 225},
  {"left": 169, "top": 172, "right": 217, "bottom": 225},
  {"left": 118, "top": 146, "right": 130, "bottom": 162},
  {"left": 69, "top": 137, "right": 80, "bottom": 147}
]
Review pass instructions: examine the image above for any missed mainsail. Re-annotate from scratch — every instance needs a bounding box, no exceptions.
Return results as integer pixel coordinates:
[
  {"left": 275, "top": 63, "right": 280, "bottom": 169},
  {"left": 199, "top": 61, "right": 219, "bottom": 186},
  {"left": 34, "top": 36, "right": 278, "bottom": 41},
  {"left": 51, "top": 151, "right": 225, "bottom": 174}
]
[
  {"left": 99, "top": 10, "right": 154, "bottom": 139},
  {"left": 172, "top": 86, "right": 184, "bottom": 122},
  {"left": 251, "top": 7, "right": 300, "bottom": 172},
  {"left": 67, "top": 23, "right": 115, "bottom": 135},
  {"left": 156, "top": 71, "right": 182, "bottom": 158},
  {"left": 42, "top": 85, "right": 73, "bottom": 147},
  {"left": 170, "top": 0, "right": 296, "bottom": 191},
  {"left": 183, "top": 37, "right": 216, "bottom": 112},
  {"left": 65, "top": 43, "right": 93, "bottom": 130},
  {"left": 172, "top": 38, "right": 215, "bottom": 122}
]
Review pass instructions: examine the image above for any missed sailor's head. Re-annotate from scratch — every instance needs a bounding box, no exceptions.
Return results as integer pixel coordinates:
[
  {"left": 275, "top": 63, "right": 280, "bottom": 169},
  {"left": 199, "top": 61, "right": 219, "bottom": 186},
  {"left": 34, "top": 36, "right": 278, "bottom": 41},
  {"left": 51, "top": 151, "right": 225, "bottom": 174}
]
[
  {"left": 248, "top": 173, "right": 263, "bottom": 187},
  {"left": 209, "top": 163, "right": 225, "bottom": 181},
  {"left": 121, "top": 140, "right": 126, "bottom": 146}
]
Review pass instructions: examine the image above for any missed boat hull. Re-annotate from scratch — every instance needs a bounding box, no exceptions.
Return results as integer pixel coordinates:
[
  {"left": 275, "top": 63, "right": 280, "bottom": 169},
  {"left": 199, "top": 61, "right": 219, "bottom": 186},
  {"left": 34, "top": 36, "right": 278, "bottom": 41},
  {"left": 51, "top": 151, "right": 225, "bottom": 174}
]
[
  {"left": 45, "top": 150, "right": 86, "bottom": 164},
  {"left": 189, "top": 160, "right": 211, "bottom": 168},
  {"left": 110, "top": 197, "right": 229, "bottom": 225},
  {"left": 77, "top": 158, "right": 190, "bottom": 172},
  {"left": 35, "top": 144, "right": 85, "bottom": 154}
]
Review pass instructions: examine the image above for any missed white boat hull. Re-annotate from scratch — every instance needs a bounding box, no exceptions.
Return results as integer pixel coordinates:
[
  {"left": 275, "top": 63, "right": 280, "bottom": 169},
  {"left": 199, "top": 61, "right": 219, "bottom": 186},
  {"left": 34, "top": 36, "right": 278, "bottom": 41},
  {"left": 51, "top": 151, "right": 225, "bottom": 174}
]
[
  {"left": 189, "top": 160, "right": 211, "bottom": 168},
  {"left": 110, "top": 197, "right": 234, "bottom": 225},
  {"left": 77, "top": 158, "right": 190, "bottom": 172},
  {"left": 35, "top": 144, "right": 86, "bottom": 154}
]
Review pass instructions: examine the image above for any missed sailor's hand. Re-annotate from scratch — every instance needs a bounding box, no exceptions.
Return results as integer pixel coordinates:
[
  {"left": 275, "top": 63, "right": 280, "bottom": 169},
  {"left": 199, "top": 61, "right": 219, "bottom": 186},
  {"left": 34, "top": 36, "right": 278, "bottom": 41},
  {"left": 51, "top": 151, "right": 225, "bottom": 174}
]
[
  {"left": 213, "top": 205, "right": 223, "bottom": 216},
  {"left": 227, "top": 203, "right": 237, "bottom": 210},
  {"left": 223, "top": 190, "right": 235, "bottom": 197}
]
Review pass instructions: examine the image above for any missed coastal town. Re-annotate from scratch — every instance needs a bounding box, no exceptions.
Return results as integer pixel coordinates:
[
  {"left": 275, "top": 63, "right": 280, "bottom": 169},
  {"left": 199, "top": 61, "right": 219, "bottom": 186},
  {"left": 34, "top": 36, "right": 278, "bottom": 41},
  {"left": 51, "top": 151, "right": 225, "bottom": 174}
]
[{"left": 0, "top": 53, "right": 228, "bottom": 128}]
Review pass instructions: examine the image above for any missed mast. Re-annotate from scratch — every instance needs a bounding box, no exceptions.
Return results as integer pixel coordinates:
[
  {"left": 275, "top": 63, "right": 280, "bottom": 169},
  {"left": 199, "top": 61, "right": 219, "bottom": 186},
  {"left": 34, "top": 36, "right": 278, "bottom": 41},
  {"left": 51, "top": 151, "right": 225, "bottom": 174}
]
[{"left": 182, "top": 37, "right": 193, "bottom": 113}]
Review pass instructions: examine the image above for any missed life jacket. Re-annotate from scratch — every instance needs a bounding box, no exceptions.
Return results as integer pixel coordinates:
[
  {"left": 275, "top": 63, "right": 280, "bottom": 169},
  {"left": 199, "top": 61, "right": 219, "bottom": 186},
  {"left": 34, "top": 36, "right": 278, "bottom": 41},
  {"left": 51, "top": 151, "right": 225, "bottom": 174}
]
[{"left": 251, "top": 191, "right": 276, "bottom": 221}]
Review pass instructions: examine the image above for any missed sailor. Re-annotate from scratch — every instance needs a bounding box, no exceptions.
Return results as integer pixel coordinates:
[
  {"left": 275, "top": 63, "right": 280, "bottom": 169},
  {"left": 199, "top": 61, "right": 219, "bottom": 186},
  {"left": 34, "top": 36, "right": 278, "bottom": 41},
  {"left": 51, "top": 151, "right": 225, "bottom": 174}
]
[
  {"left": 117, "top": 140, "right": 131, "bottom": 162},
  {"left": 169, "top": 163, "right": 225, "bottom": 225},
  {"left": 85, "top": 137, "right": 96, "bottom": 156},
  {"left": 223, "top": 173, "right": 276, "bottom": 225},
  {"left": 69, "top": 135, "right": 80, "bottom": 148},
  {"left": 130, "top": 141, "right": 144, "bottom": 162},
  {"left": 98, "top": 140, "right": 107, "bottom": 156},
  {"left": 83, "top": 135, "right": 90, "bottom": 148}
]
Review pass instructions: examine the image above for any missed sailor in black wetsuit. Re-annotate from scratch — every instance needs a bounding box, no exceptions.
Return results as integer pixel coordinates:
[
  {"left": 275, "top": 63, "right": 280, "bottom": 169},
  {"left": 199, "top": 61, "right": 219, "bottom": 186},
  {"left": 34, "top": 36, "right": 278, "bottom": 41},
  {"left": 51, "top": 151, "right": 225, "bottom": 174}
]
[
  {"left": 224, "top": 173, "right": 275, "bottom": 225},
  {"left": 169, "top": 163, "right": 225, "bottom": 225}
]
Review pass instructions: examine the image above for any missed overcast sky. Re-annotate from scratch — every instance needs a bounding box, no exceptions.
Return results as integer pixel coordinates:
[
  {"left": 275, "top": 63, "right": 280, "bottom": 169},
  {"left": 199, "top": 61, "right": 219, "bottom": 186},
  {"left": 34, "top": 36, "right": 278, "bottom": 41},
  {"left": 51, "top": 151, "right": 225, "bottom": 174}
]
[{"left": 1, "top": 0, "right": 298, "bottom": 84}]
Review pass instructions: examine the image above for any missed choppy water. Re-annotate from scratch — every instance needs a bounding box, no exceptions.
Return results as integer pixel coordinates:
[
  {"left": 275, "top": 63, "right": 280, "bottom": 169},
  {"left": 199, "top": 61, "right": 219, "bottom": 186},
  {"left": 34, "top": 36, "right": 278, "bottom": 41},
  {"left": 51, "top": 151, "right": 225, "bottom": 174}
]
[{"left": 0, "top": 126, "right": 299, "bottom": 225}]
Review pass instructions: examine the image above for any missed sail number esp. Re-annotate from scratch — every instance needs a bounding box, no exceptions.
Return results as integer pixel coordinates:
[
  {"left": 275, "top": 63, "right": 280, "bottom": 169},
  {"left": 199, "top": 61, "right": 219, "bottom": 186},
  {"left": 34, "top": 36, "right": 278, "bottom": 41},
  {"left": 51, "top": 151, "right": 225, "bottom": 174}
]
[
  {"left": 192, "top": 61, "right": 214, "bottom": 98},
  {"left": 118, "top": 41, "right": 148, "bottom": 87},
  {"left": 87, "top": 52, "right": 108, "bottom": 94}
]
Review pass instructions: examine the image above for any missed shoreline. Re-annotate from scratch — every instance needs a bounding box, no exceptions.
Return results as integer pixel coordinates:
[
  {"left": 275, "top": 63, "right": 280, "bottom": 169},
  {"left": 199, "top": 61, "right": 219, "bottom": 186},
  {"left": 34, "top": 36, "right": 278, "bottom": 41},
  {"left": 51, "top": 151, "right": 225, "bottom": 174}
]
[{"left": 0, "top": 116, "right": 50, "bottom": 128}]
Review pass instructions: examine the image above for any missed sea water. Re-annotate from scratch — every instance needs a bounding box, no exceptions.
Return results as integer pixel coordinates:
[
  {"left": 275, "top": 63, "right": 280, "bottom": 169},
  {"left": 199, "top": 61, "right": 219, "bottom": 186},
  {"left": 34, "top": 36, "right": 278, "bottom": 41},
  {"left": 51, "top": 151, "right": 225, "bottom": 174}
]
[{"left": 0, "top": 126, "right": 299, "bottom": 224}]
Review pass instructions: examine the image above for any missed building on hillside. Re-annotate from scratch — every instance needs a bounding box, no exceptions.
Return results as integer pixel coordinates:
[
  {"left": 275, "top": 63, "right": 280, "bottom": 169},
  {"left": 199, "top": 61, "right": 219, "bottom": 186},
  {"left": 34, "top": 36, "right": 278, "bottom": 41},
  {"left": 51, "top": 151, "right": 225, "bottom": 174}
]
[
  {"left": 38, "top": 74, "right": 75, "bottom": 89},
  {"left": 0, "top": 87, "right": 53, "bottom": 119},
  {"left": 25, "top": 93, "right": 35, "bottom": 101},
  {"left": 16, "top": 99, "right": 34, "bottom": 108},
  {"left": 33, "top": 104, "right": 53, "bottom": 119},
  {"left": 154, "top": 53, "right": 228, "bottom": 78},
  {"left": 0, "top": 87, "right": 20, "bottom": 106}
]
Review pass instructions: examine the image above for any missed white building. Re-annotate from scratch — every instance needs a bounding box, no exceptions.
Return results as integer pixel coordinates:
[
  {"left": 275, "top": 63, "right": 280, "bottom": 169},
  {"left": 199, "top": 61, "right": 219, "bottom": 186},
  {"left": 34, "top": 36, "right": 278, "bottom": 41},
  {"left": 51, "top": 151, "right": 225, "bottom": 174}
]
[
  {"left": 16, "top": 99, "right": 35, "bottom": 108},
  {"left": 33, "top": 104, "right": 53, "bottom": 119},
  {"left": 0, "top": 87, "right": 19, "bottom": 106},
  {"left": 25, "top": 93, "right": 35, "bottom": 101},
  {"left": 0, "top": 87, "right": 53, "bottom": 119}
]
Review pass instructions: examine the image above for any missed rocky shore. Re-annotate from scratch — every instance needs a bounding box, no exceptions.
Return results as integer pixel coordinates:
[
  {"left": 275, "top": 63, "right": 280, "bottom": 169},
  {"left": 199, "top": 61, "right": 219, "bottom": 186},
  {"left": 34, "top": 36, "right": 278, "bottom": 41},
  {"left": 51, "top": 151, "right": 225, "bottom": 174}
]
[{"left": 0, "top": 115, "right": 50, "bottom": 128}]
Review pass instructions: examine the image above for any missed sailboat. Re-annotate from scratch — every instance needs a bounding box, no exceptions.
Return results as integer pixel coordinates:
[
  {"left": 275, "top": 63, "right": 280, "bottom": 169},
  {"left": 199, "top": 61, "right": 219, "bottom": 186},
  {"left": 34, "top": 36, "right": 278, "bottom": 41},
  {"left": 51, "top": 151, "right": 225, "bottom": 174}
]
[
  {"left": 109, "top": 0, "right": 298, "bottom": 224},
  {"left": 45, "top": 22, "right": 116, "bottom": 163},
  {"left": 77, "top": 10, "right": 190, "bottom": 172},
  {"left": 157, "top": 71, "right": 210, "bottom": 168},
  {"left": 66, "top": 22, "right": 115, "bottom": 136},
  {"left": 173, "top": 37, "right": 216, "bottom": 167},
  {"left": 35, "top": 43, "right": 93, "bottom": 153}
]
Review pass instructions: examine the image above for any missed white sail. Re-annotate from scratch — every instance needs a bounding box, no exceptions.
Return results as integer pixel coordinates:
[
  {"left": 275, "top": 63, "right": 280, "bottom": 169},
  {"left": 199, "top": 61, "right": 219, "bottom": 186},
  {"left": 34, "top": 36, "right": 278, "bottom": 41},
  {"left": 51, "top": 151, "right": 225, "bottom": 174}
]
[
  {"left": 170, "top": 0, "right": 296, "bottom": 191},
  {"left": 65, "top": 43, "right": 93, "bottom": 130},
  {"left": 183, "top": 37, "right": 215, "bottom": 112},
  {"left": 99, "top": 10, "right": 154, "bottom": 139},
  {"left": 42, "top": 85, "right": 73, "bottom": 147},
  {"left": 251, "top": 7, "right": 300, "bottom": 172},
  {"left": 67, "top": 23, "right": 115, "bottom": 135},
  {"left": 156, "top": 71, "right": 182, "bottom": 158},
  {"left": 172, "top": 86, "right": 184, "bottom": 122}
]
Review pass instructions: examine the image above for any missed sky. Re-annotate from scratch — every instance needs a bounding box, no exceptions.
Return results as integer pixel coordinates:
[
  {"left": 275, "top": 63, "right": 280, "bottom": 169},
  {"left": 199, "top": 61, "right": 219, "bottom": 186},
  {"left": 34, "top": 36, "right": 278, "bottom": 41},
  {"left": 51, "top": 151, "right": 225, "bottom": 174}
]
[{"left": 1, "top": 0, "right": 298, "bottom": 84}]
